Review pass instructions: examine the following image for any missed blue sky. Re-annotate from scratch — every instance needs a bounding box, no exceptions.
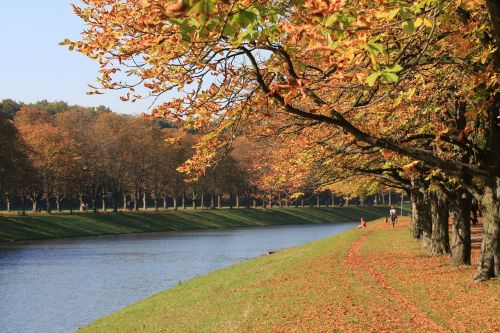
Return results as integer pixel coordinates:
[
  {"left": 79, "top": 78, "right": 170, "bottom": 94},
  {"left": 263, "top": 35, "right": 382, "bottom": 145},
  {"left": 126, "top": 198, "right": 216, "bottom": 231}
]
[{"left": 0, "top": 1, "right": 149, "bottom": 114}]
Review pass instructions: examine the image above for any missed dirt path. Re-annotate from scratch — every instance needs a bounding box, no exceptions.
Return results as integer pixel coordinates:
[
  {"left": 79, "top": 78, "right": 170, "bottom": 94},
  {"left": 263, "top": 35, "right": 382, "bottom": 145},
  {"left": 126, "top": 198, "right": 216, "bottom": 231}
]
[{"left": 345, "top": 234, "right": 448, "bottom": 333}]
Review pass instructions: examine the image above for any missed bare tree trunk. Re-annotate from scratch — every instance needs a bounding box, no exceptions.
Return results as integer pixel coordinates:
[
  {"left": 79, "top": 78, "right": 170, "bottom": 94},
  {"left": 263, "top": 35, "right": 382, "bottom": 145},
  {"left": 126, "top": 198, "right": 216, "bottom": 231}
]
[
  {"left": 142, "top": 191, "right": 147, "bottom": 210},
  {"left": 217, "top": 195, "right": 222, "bottom": 209},
  {"left": 46, "top": 196, "right": 51, "bottom": 214},
  {"left": 429, "top": 189, "right": 450, "bottom": 255},
  {"left": 163, "top": 196, "right": 167, "bottom": 209},
  {"left": 123, "top": 194, "right": 127, "bottom": 210},
  {"left": 450, "top": 189, "right": 472, "bottom": 266},
  {"left": 236, "top": 194, "right": 239, "bottom": 208},
  {"left": 475, "top": 179, "right": 500, "bottom": 280}
]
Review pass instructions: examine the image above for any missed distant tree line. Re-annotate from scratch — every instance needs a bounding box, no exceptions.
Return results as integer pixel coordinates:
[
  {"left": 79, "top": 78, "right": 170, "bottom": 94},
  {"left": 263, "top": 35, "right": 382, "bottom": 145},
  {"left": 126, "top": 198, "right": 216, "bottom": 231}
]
[{"left": 0, "top": 100, "right": 391, "bottom": 214}]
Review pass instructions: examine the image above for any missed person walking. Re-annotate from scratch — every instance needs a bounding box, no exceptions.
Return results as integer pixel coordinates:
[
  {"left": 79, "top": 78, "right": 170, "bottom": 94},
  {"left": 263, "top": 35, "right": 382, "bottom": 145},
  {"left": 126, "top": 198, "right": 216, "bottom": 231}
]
[{"left": 389, "top": 206, "right": 397, "bottom": 227}]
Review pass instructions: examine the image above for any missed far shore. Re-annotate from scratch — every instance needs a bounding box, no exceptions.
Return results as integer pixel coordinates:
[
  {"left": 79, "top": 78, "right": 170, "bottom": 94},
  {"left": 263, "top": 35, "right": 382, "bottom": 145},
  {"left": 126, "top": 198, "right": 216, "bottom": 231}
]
[{"left": 0, "top": 206, "right": 393, "bottom": 243}]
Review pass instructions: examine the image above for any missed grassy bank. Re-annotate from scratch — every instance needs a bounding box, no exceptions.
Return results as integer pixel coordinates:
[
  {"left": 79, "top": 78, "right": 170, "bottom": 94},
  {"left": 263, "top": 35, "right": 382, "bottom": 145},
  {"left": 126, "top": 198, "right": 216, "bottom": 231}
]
[
  {"left": 0, "top": 206, "right": 389, "bottom": 242},
  {"left": 79, "top": 217, "right": 499, "bottom": 333}
]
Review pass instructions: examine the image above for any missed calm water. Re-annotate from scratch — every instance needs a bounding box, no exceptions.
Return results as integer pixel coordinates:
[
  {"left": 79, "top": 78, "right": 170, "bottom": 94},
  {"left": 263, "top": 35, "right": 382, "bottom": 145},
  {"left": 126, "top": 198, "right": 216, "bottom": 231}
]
[{"left": 0, "top": 222, "right": 356, "bottom": 333}]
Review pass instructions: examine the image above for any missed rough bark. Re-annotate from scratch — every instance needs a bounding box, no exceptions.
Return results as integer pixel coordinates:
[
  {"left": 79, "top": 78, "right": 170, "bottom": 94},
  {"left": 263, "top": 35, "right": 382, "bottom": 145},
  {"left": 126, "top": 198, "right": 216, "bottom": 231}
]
[
  {"left": 449, "top": 189, "right": 472, "bottom": 266},
  {"left": 429, "top": 189, "right": 450, "bottom": 255},
  {"left": 475, "top": 180, "right": 500, "bottom": 280},
  {"left": 410, "top": 189, "right": 421, "bottom": 239}
]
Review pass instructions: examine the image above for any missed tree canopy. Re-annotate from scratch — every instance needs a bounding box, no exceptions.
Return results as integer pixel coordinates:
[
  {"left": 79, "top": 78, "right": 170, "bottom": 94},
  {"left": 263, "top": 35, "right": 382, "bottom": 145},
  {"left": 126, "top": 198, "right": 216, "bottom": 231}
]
[{"left": 64, "top": 0, "right": 500, "bottom": 279}]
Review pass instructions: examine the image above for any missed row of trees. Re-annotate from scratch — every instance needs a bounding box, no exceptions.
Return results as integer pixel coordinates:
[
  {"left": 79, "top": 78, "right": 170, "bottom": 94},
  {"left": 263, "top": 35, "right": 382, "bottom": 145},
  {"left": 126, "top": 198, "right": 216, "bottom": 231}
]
[
  {"left": 65, "top": 0, "right": 500, "bottom": 280},
  {"left": 1, "top": 100, "right": 394, "bottom": 214}
]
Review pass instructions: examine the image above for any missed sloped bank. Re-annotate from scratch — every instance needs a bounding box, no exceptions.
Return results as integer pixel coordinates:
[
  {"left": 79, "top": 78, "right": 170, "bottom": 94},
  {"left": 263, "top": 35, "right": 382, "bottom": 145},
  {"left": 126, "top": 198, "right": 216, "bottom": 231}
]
[
  {"left": 78, "top": 217, "right": 499, "bottom": 333},
  {"left": 0, "top": 206, "right": 388, "bottom": 242}
]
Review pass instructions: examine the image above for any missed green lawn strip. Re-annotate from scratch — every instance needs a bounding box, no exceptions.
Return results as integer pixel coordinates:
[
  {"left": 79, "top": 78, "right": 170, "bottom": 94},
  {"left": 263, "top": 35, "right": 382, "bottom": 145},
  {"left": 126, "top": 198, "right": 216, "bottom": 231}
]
[{"left": 0, "top": 206, "right": 389, "bottom": 242}]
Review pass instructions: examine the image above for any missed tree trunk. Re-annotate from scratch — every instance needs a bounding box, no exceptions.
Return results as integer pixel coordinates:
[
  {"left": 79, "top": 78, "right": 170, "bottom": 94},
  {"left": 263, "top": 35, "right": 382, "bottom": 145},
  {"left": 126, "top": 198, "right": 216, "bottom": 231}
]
[
  {"left": 32, "top": 197, "right": 39, "bottom": 213},
  {"left": 301, "top": 199, "right": 304, "bottom": 208},
  {"left": 163, "top": 196, "right": 167, "bottom": 209},
  {"left": 449, "top": 189, "right": 472, "bottom": 266},
  {"left": 217, "top": 195, "right": 222, "bottom": 209},
  {"left": 92, "top": 198, "right": 97, "bottom": 213},
  {"left": 102, "top": 196, "right": 106, "bottom": 212},
  {"left": 80, "top": 195, "right": 86, "bottom": 212},
  {"left": 6, "top": 197, "right": 11, "bottom": 212},
  {"left": 201, "top": 192, "right": 205, "bottom": 209},
  {"left": 252, "top": 198, "right": 256, "bottom": 208},
  {"left": 182, "top": 194, "right": 186, "bottom": 209},
  {"left": 316, "top": 195, "right": 320, "bottom": 207},
  {"left": 410, "top": 189, "right": 421, "bottom": 239},
  {"left": 475, "top": 180, "right": 500, "bottom": 280},
  {"left": 285, "top": 195, "right": 289, "bottom": 207},
  {"left": 46, "top": 196, "right": 51, "bottom": 214},
  {"left": 142, "top": 192, "right": 147, "bottom": 210},
  {"left": 429, "top": 189, "right": 450, "bottom": 255},
  {"left": 192, "top": 199, "right": 196, "bottom": 210},
  {"left": 133, "top": 194, "right": 138, "bottom": 211},
  {"left": 173, "top": 196, "right": 178, "bottom": 210},
  {"left": 123, "top": 194, "right": 127, "bottom": 210},
  {"left": 388, "top": 189, "right": 392, "bottom": 206},
  {"left": 21, "top": 196, "right": 26, "bottom": 215},
  {"left": 417, "top": 192, "right": 432, "bottom": 248},
  {"left": 236, "top": 194, "right": 240, "bottom": 208}
]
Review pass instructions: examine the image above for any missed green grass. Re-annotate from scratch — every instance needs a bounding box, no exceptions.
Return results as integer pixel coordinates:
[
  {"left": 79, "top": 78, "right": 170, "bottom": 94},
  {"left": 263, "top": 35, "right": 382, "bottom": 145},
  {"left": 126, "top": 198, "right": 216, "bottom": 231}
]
[{"left": 0, "top": 206, "right": 389, "bottom": 242}]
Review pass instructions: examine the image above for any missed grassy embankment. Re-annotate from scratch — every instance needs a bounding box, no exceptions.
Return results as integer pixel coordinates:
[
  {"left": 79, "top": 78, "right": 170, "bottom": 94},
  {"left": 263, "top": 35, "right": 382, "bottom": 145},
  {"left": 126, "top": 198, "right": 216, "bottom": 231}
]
[
  {"left": 0, "top": 206, "right": 389, "bottom": 242},
  {"left": 79, "top": 217, "right": 499, "bottom": 333}
]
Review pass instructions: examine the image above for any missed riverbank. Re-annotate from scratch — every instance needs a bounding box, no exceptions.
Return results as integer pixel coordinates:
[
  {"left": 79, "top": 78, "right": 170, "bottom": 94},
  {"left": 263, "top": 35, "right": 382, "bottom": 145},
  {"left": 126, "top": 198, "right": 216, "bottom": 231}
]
[
  {"left": 79, "top": 217, "right": 499, "bottom": 333},
  {"left": 0, "top": 206, "right": 389, "bottom": 242}
]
